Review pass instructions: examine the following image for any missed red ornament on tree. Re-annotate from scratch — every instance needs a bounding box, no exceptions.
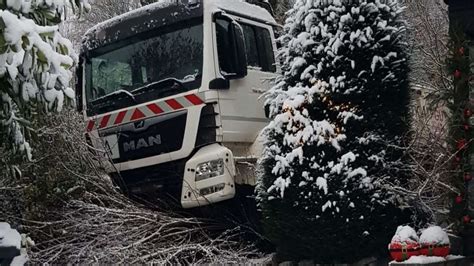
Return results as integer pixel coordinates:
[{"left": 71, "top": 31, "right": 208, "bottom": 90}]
[
  {"left": 454, "top": 69, "right": 462, "bottom": 79},
  {"left": 465, "top": 172, "right": 472, "bottom": 182},
  {"left": 455, "top": 156, "right": 462, "bottom": 163},
  {"left": 459, "top": 47, "right": 465, "bottom": 56},
  {"left": 463, "top": 124, "right": 471, "bottom": 131},
  {"left": 464, "top": 215, "right": 472, "bottom": 224},
  {"left": 455, "top": 195, "right": 463, "bottom": 204},
  {"left": 464, "top": 108, "right": 472, "bottom": 118},
  {"left": 457, "top": 139, "right": 468, "bottom": 150}
]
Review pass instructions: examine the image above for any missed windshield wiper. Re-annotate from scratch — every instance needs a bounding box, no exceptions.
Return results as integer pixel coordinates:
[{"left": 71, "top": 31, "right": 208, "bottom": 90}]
[
  {"left": 131, "top": 78, "right": 186, "bottom": 96},
  {"left": 91, "top": 89, "right": 136, "bottom": 105}
]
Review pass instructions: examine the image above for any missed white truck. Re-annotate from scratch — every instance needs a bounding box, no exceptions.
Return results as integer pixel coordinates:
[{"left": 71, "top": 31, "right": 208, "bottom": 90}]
[{"left": 77, "top": 0, "right": 279, "bottom": 208}]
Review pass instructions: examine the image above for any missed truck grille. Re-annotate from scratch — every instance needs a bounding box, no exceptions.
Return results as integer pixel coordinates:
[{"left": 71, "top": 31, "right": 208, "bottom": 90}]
[
  {"left": 106, "top": 104, "right": 219, "bottom": 205},
  {"left": 100, "top": 110, "right": 187, "bottom": 164},
  {"left": 111, "top": 159, "right": 187, "bottom": 203}
]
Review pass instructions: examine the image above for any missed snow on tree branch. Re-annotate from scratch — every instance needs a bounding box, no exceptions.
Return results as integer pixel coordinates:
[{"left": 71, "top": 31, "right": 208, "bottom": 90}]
[
  {"left": 0, "top": 0, "right": 89, "bottom": 160},
  {"left": 257, "top": 0, "right": 412, "bottom": 262}
]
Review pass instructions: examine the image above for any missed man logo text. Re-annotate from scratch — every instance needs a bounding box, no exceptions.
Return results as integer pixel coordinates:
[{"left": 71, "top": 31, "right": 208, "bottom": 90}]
[{"left": 123, "top": 135, "right": 162, "bottom": 152}]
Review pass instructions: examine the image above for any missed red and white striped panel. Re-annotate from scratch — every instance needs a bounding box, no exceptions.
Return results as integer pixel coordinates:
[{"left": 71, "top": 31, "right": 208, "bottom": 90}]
[{"left": 86, "top": 93, "right": 204, "bottom": 132}]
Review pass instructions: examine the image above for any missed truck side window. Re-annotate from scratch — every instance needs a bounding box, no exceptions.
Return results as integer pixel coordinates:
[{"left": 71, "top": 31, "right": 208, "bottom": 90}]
[
  {"left": 215, "top": 19, "right": 233, "bottom": 74},
  {"left": 241, "top": 24, "right": 260, "bottom": 68},
  {"left": 255, "top": 27, "right": 276, "bottom": 73},
  {"left": 215, "top": 18, "right": 276, "bottom": 74},
  {"left": 241, "top": 23, "right": 276, "bottom": 73}
]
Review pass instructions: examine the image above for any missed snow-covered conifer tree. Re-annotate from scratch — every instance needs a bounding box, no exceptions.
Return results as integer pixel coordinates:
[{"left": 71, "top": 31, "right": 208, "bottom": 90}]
[
  {"left": 0, "top": 0, "right": 89, "bottom": 161},
  {"left": 257, "top": 0, "right": 411, "bottom": 262}
]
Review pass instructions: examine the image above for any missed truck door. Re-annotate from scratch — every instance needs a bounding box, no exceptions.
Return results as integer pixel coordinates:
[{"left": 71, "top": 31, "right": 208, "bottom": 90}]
[{"left": 214, "top": 15, "right": 278, "bottom": 143}]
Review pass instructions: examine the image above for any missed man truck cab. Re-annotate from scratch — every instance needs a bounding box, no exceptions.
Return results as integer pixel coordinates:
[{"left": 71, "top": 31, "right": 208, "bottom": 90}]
[{"left": 77, "top": 0, "right": 279, "bottom": 208}]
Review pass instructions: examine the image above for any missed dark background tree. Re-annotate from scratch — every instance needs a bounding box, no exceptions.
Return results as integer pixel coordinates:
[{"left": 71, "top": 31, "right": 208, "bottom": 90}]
[{"left": 267, "top": 0, "right": 293, "bottom": 24}]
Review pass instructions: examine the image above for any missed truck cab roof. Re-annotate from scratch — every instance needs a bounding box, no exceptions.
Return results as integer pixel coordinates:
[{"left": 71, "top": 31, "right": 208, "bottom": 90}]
[
  {"left": 209, "top": 0, "right": 276, "bottom": 24},
  {"left": 81, "top": 0, "right": 276, "bottom": 54}
]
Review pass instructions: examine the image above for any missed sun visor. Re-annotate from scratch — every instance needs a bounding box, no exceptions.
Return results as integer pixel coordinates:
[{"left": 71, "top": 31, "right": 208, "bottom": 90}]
[{"left": 81, "top": 0, "right": 203, "bottom": 54}]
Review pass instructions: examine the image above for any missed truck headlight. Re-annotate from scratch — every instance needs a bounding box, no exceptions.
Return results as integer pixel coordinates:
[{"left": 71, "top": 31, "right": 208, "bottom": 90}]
[{"left": 195, "top": 159, "right": 225, "bottom": 182}]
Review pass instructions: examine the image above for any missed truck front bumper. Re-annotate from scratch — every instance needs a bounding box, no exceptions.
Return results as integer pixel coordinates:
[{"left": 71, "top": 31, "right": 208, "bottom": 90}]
[{"left": 181, "top": 143, "right": 236, "bottom": 208}]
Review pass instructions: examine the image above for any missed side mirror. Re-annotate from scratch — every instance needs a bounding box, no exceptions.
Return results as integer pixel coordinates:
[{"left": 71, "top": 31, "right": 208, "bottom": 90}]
[
  {"left": 209, "top": 77, "right": 230, "bottom": 90},
  {"left": 76, "top": 57, "right": 84, "bottom": 113},
  {"left": 214, "top": 12, "right": 247, "bottom": 80}
]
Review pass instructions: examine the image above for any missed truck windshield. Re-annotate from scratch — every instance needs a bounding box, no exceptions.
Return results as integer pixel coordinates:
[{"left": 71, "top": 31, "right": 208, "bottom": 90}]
[{"left": 85, "top": 21, "right": 203, "bottom": 114}]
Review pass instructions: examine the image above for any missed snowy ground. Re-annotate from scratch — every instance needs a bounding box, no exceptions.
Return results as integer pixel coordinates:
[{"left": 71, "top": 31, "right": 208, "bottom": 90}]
[
  {"left": 389, "top": 255, "right": 465, "bottom": 265},
  {"left": 0, "top": 223, "right": 27, "bottom": 266},
  {"left": 0, "top": 223, "right": 21, "bottom": 250}
]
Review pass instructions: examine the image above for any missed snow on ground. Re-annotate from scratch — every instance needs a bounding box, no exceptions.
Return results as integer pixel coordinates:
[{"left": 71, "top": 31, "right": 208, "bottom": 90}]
[
  {"left": 10, "top": 253, "right": 28, "bottom": 266},
  {"left": 0, "top": 223, "right": 29, "bottom": 265},
  {"left": 420, "top": 226, "right": 450, "bottom": 245},
  {"left": 390, "top": 255, "right": 465, "bottom": 265},
  {"left": 0, "top": 222, "right": 21, "bottom": 249}
]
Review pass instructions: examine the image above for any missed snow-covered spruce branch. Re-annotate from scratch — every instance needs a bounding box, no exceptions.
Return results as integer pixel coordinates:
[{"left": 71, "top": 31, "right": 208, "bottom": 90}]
[{"left": 0, "top": 0, "right": 90, "bottom": 161}]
